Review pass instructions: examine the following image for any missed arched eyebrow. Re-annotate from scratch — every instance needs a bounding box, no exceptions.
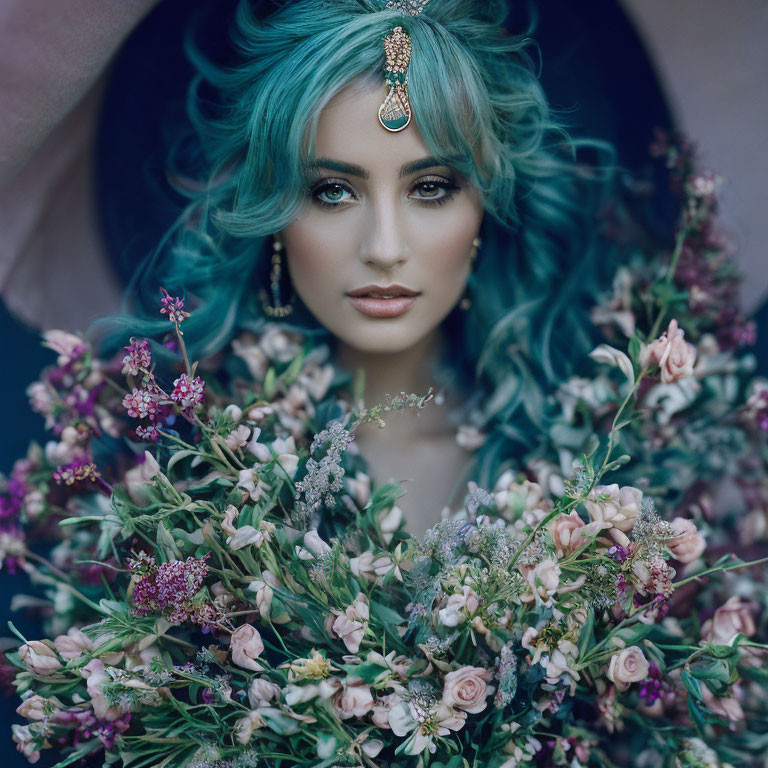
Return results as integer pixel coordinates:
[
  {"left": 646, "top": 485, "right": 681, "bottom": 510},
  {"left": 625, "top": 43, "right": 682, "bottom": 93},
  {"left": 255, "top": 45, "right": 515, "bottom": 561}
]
[
  {"left": 303, "top": 155, "right": 453, "bottom": 180},
  {"left": 304, "top": 158, "right": 369, "bottom": 179}
]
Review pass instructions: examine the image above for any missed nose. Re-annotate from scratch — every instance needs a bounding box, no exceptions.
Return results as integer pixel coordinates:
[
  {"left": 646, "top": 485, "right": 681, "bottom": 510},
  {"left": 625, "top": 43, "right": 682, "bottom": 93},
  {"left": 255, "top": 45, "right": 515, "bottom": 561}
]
[{"left": 359, "top": 194, "right": 408, "bottom": 271}]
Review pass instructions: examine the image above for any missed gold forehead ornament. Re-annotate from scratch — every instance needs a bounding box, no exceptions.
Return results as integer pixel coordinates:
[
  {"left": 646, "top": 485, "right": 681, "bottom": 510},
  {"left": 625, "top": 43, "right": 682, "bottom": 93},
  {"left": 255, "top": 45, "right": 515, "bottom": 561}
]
[{"left": 378, "top": 0, "right": 431, "bottom": 132}]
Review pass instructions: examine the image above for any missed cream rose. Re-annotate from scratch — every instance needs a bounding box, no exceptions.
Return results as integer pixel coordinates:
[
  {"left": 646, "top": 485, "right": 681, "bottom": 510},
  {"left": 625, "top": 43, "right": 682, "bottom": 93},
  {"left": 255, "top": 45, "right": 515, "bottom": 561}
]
[
  {"left": 19, "top": 641, "right": 62, "bottom": 676},
  {"left": 442, "top": 665, "right": 495, "bottom": 714},
  {"left": 606, "top": 646, "right": 649, "bottom": 692},
  {"left": 666, "top": 517, "right": 706, "bottom": 563},
  {"left": 584, "top": 484, "right": 643, "bottom": 547},
  {"left": 549, "top": 510, "right": 587, "bottom": 553},
  {"left": 230, "top": 624, "right": 265, "bottom": 671},
  {"left": 701, "top": 596, "right": 756, "bottom": 645}
]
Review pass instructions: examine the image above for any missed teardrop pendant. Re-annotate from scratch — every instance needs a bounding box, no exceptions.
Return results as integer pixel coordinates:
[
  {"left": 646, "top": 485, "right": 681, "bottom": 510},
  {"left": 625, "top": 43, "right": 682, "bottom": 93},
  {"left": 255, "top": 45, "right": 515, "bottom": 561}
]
[{"left": 378, "top": 83, "right": 411, "bottom": 132}]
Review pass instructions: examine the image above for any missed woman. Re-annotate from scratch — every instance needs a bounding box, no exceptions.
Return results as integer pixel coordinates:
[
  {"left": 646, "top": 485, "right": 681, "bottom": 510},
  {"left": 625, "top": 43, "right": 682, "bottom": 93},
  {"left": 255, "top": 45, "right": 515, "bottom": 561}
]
[
  {"left": 6, "top": 2, "right": 768, "bottom": 766},
  {"left": 108, "top": 0, "right": 617, "bottom": 537}
]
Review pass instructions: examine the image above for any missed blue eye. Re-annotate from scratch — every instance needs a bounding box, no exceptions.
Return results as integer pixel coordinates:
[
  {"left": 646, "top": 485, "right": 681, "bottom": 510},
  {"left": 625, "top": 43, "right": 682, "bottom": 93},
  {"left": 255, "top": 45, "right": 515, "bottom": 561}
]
[{"left": 313, "top": 181, "right": 355, "bottom": 207}]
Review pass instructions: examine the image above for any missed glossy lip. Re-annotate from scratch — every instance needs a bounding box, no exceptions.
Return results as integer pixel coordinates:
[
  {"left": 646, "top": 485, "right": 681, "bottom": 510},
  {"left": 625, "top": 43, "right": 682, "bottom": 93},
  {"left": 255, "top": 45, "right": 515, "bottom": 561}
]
[
  {"left": 346, "top": 284, "right": 421, "bottom": 318},
  {"left": 346, "top": 284, "right": 420, "bottom": 298},
  {"left": 348, "top": 295, "right": 418, "bottom": 318}
]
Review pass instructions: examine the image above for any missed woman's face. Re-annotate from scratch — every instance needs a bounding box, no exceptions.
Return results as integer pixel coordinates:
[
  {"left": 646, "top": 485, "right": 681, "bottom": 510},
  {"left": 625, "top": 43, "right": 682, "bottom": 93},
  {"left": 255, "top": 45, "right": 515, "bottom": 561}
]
[{"left": 281, "top": 80, "right": 484, "bottom": 355}]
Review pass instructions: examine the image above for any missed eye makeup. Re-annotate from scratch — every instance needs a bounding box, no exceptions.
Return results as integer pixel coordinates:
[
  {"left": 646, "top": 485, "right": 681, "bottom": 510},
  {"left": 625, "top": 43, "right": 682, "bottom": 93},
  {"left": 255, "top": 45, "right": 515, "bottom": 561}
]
[{"left": 308, "top": 174, "right": 461, "bottom": 209}]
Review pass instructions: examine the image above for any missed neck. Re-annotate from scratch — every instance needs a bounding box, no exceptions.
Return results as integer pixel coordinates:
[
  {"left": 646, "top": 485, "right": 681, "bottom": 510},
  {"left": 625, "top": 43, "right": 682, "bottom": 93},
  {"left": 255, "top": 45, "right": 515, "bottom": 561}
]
[{"left": 338, "top": 327, "right": 458, "bottom": 439}]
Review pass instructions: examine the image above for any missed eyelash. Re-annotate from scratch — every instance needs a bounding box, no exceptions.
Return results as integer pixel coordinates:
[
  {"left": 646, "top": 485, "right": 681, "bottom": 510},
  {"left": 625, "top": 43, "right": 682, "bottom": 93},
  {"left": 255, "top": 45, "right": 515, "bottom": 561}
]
[{"left": 309, "top": 176, "right": 461, "bottom": 209}]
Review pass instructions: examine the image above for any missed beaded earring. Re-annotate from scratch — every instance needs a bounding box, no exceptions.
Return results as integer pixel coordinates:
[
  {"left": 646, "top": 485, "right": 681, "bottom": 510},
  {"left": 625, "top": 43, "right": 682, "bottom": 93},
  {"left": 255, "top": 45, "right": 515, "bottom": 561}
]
[
  {"left": 459, "top": 236, "right": 482, "bottom": 311},
  {"left": 259, "top": 237, "right": 295, "bottom": 318}
]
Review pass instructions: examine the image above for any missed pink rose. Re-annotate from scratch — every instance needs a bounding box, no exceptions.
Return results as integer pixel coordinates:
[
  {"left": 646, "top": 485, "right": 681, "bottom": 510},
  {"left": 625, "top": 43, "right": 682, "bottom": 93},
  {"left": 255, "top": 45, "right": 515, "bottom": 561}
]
[
  {"left": 640, "top": 319, "right": 697, "bottom": 383},
  {"left": 666, "top": 517, "right": 706, "bottom": 563},
  {"left": 442, "top": 666, "right": 495, "bottom": 714},
  {"left": 550, "top": 510, "right": 587, "bottom": 553},
  {"left": 606, "top": 646, "right": 649, "bottom": 692},
  {"left": 700, "top": 684, "right": 745, "bottom": 722},
  {"left": 371, "top": 692, "right": 401, "bottom": 729},
  {"left": 11, "top": 724, "right": 40, "bottom": 764},
  {"left": 19, "top": 641, "right": 62, "bottom": 676},
  {"left": 53, "top": 627, "right": 94, "bottom": 660},
  {"left": 584, "top": 484, "right": 643, "bottom": 548},
  {"left": 335, "top": 679, "right": 375, "bottom": 720},
  {"left": 701, "top": 596, "right": 756, "bottom": 645},
  {"left": 230, "top": 624, "right": 265, "bottom": 671},
  {"left": 332, "top": 593, "right": 369, "bottom": 654},
  {"left": 16, "top": 695, "right": 50, "bottom": 721}
]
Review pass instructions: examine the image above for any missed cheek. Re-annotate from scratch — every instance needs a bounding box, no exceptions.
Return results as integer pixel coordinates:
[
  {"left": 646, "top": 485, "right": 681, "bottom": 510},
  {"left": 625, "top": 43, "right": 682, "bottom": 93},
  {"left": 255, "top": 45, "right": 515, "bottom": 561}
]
[
  {"left": 412, "top": 206, "right": 480, "bottom": 294},
  {"left": 282, "top": 217, "right": 346, "bottom": 296}
]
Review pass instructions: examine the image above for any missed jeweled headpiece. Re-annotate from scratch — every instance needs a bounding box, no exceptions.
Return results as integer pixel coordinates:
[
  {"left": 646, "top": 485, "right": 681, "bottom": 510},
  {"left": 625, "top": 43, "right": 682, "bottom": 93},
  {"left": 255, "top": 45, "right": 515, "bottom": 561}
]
[{"left": 378, "top": 0, "right": 431, "bottom": 132}]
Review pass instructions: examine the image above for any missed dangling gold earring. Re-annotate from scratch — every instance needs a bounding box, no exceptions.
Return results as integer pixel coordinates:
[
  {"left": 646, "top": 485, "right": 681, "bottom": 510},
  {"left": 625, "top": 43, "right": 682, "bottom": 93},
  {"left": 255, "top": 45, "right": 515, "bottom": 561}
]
[
  {"left": 259, "top": 237, "right": 295, "bottom": 318},
  {"left": 460, "top": 236, "right": 482, "bottom": 311}
]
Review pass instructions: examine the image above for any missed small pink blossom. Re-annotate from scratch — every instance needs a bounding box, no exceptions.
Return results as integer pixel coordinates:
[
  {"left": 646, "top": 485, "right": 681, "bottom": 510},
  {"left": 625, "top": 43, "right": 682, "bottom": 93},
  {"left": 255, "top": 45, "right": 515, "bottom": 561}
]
[
  {"left": 19, "top": 641, "right": 61, "bottom": 675},
  {"left": 123, "top": 388, "right": 159, "bottom": 421},
  {"left": 666, "top": 517, "right": 706, "bottom": 563},
  {"left": 230, "top": 624, "right": 265, "bottom": 671},
  {"left": 42, "top": 330, "right": 88, "bottom": 367},
  {"left": 584, "top": 484, "right": 643, "bottom": 548},
  {"left": 332, "top": 593, "right": 369, "bottom": 654},
  {"left": 700, "top": 684, "right": 745, "bottom": 723},
  {"left": 640, "top": 319, "right": 697, "bottom": 383},
  {"left": 135, "top": 424, "right": 160, "bottom": 442},
  {"left": 160, "top": 288, "right": 191, "bottom": 324},
  {"left": 121, "top": 338, "right": 152, "bottom": 376},
  {"left": 53, "top": 628, "right": 94, "bottom": 660},
  {"left": 701, "top": 596, "right": 756, "bottom": 645},
  {"left": 335, "top": 678, "right": 375, "bottom": 720},
  {"left": 170, "top": 374, "right": 205, "bottom": 412}
]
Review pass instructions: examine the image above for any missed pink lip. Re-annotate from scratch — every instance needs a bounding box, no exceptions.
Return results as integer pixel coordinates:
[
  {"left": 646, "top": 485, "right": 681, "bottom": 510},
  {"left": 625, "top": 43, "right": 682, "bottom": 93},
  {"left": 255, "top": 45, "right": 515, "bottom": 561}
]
[{"left": 348, "top": 295, "right": 418, "bottom": 318}]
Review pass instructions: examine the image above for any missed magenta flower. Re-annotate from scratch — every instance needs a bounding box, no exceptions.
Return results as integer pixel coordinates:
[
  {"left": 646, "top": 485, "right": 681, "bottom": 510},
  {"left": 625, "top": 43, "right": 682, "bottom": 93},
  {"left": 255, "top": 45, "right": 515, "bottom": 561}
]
[
  {"left": 638, "top": 663, "right": 663, "bottom": 704},
  {"left": 135, "top": 424, "right": 160, "bottom": 442},
  {"left": 122, "top": 388, "right": 159, "bottom": 421},
  {"left": 130, "top": 553, "right": 214, "bottom": 626},
  {"left": 170, "top": 374, "right": 205, "bottom": 413},
  {"left": 121, "top": 338, "right": 152, "bottom": 376},
  {"left": 160, "top": 288, "right": 191, "bottom": 324},
  {"left": 53, "top": 459, "right": 101, "bottom": 486}
]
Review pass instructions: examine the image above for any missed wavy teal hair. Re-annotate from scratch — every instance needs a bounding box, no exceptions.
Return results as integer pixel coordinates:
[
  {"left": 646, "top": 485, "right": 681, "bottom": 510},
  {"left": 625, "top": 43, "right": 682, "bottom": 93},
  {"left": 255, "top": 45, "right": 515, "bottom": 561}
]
[{"left": 103, "top": 0, "right": 619, "bottom": 489}]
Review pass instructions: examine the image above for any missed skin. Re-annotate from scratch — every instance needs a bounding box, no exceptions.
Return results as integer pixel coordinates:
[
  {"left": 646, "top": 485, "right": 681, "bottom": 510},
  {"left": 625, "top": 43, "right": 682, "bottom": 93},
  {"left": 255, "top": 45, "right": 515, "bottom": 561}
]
[
  {"left": 280, "top": 79, "right": 485, "bottom": 537},
  {"left": 281, "top": 79, "right": 484, "bottom": 358}
]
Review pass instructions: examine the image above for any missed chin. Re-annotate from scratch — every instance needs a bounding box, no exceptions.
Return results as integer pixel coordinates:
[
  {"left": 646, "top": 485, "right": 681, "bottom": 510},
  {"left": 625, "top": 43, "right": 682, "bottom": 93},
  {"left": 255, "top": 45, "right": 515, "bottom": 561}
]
[{"left": 336, "top": 325, "right": 432, "bottom": 355}]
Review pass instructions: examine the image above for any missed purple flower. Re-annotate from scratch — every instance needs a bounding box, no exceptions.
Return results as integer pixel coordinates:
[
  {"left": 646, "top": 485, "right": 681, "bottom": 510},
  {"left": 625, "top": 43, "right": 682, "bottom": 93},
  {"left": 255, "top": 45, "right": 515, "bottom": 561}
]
[
  {"left": 53, "top": 459, "right": 100, "bottom": 486},
  {"left": 136, "top": 424, "right": 160, "bottom": 442},
  {"left": 638, "top": 662, "right": 663, "bottom": 704},
  {"left": 130, "top": 554, "right": 212, "bottom": 626},
  {"left": 123, "top": 388, "right": 159, "bottom": 421},
  {"left": 122, "top": 338, "right": 152, "bottom": 376},
  {"left": 160, "top": 288, "right": 191, "bottom": 324},
  {"left": 170, "top": 374, "right": 205, "bottom": 413},
  {"left": 608, "top": 545, "right": 630, "bottom": 563}
]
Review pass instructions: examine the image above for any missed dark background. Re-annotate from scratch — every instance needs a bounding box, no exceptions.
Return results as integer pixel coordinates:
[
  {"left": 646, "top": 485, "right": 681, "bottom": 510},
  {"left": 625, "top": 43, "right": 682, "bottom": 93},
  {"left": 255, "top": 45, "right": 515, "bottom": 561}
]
[{"left": 2, "top": 0, "right": 766, "bottom": 763}]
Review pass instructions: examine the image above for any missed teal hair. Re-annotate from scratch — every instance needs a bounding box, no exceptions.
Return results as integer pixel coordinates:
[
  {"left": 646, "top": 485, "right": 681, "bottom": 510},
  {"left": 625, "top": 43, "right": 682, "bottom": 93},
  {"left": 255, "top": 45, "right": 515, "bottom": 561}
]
[{"left": 102, "top": 0, "right": 619, "bottom": 488}]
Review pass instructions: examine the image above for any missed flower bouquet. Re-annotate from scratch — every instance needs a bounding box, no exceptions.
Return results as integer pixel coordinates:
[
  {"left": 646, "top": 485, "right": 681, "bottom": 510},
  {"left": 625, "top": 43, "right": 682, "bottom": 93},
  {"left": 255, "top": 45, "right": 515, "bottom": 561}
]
[{"left": 3, "top": 140, "right": 768, "bottom": 768}]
